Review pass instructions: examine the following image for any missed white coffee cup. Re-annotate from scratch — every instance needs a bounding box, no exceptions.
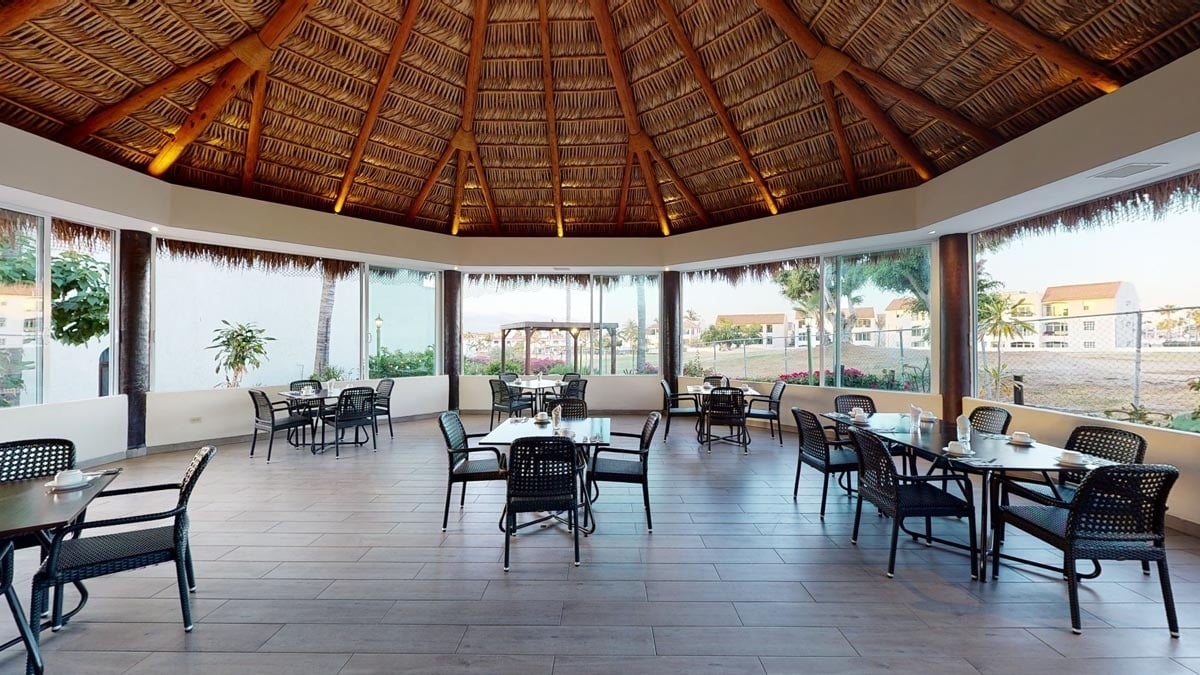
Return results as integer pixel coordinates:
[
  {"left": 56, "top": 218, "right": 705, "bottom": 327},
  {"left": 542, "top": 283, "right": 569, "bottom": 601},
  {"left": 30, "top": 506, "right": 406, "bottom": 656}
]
[
  {"left": 920, "top": 411, "right": 936, "bottom": 422},
  {"left": 536, "top": 412, "right": 549, "bottom": 421},
  {"left": 850, "top": 407, "right": 864, "bottom": 417},
  {"left": 54, "top": 469, "right": 85, "bottom": 487},
  {"left": 853, "top": 413, "right": 868, "bottom": 423},
  {"left": 947, "top": 441, "right": 967, "bottom": 456},
  {"left": 1060, "top": 449, "right": 1083, "bottom": 464},
  {"left": 1011, "top": 431, "right": 1032, "bottom": 444}
]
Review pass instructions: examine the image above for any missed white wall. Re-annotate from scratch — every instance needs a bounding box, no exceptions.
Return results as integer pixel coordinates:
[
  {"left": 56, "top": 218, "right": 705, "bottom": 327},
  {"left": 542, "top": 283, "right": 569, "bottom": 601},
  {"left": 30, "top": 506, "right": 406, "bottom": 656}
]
[
  {"left": 963, "top": 397, "right": 1200, "bottom": 530},
  {"left": 0, "top": 395, "right": 127, "bottom": 467},
  {"left": 146, "top": 377, "right": 447, "bottom": 448}
]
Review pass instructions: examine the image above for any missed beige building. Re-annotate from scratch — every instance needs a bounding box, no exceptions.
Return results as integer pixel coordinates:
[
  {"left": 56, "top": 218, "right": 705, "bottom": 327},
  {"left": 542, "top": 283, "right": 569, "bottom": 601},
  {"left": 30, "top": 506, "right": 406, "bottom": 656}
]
[
  {"left": 714, "top": 313, "right": 787, "bottom": 346},
  {"left": 1039, "top": 281, "right": 1139, "bottom": 349}
]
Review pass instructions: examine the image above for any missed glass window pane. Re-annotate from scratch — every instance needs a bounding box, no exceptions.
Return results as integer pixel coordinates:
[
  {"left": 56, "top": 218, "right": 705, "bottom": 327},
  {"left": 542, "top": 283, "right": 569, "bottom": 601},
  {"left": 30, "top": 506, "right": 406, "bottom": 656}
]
[
  {"left": 153, "top": 245, "right": 361, "bottom": 391},
  {"left": 592, "top": 275, "right": 659, "bottom": 375},
  {"left": 0, "top": 208, "right": 42, "bottom": 406},
  {"left": 368, "top": 267, "right": 437, "bottom": 377},
  {"left": 44, "top": 221, "right": 112, "bottom": 403}
]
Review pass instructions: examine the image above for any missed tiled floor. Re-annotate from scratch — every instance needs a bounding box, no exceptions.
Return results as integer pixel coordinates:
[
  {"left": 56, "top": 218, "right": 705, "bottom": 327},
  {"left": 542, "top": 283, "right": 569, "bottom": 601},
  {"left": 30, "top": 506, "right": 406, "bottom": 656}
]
[{"left": 2, "top": 414, "right": 1198, "bottom": 674}]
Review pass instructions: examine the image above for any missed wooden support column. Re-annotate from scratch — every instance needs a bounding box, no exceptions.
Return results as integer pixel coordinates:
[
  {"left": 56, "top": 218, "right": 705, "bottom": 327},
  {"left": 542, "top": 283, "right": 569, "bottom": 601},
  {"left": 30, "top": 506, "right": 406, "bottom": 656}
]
[
  {"left": 442, "top": 270, "right": 461, "bottom": 411},
  {"left": 661, "top": 270, "right": 682, "bottom": 392},
  {"left": 939, "top": 234, "right": 972, "bottom": 421},
  {"left": 119, "top": 230, "right": 152, "bottom": 450}
]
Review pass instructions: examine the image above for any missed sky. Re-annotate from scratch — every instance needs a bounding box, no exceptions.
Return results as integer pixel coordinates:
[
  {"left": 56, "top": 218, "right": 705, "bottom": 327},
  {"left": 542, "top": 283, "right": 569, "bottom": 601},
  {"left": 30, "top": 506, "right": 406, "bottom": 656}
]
[{"left": 459, "top": 206, "right": 1200, "bottom": 332}]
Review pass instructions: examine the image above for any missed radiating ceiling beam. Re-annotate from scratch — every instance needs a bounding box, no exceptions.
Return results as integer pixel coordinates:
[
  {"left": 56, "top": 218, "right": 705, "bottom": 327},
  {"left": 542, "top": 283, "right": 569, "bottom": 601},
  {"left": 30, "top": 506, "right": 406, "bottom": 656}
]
[
  {"left": 0, "top": 0, "right": 69, "bottom": 37},
  {"left": 755, "top": 0, "right": 938, "bottom": 180},
  {"left": 61, "top": 49, "right": 237, "bottom": 145},
  {"left": 404, "top": 139, "right": 456, "bottom": 226},
  {"left": 616, "top": 146, "right": 633, "bottom": 233},
  {"left": 819, "top": 82, "right": 858, "bottom": 195},
  {"left": 469, "top": 148, "right": 500, "bottom": 235},
  {"left": 538, "top": 0, "right": 564, "bottom": 237},
  {"left": 241, "top": 69, "right": 268, "bottom": 194},
  {"left": 756, "top": 0, "right": 996, "bottom": 148},
  {"left": 653, "top": 0, "right": 777, "bottom": 215},
  {"left": 147, "top": 0, "right": 312, "bottom": 177},
  {"left": 948, "top": 0, "right": 1123, "bottom": 93},
  {"left": 449, "top": 149, "right": 468, "bottom": 236},
  {"left": 588, "top": 0, "right": 710, "bottom": 235},
  {"left": 333, "top": 0, "right": 422, "bottom": 213}
]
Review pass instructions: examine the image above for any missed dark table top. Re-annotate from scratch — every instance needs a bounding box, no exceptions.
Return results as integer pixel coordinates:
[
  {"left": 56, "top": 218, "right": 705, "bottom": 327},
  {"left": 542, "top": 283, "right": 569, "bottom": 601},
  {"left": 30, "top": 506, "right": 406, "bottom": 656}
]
[
  {"left": 480, "top": 417, "right": 611, "bottom": 447},
  {"left": 821, "top": 412, "right": 1113, "bottom": 473},
  {"left": 0, "top": 471, "right": 120, "bottom": 539}
]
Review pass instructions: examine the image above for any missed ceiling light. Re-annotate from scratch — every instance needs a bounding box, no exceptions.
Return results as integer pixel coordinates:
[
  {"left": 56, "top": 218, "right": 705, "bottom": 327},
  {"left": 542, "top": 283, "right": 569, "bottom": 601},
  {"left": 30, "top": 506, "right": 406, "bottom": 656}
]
[
  {"left": 927, "top": 230, "right": 936, "bottom": 235},
  {"left": 150, "top": 226, "right": 159, "bottom": 232},
  {"left": 1091, "top": 163, "right": 1166, "bottom": 179}
]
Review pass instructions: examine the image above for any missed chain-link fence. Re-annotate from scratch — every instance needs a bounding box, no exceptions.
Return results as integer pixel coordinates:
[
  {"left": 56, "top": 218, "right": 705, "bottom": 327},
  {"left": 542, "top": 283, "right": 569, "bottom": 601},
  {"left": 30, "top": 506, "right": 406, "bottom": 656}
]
[{"left": 975, "top": 307, "right": 1200, "bottom": 431}]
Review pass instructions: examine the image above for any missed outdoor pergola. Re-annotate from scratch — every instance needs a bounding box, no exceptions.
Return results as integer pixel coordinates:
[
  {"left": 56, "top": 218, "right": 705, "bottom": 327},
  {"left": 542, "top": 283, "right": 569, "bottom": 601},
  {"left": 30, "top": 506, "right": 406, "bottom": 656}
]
[{"left": 499, "top": 321, "right": 620, "bottom": 375}]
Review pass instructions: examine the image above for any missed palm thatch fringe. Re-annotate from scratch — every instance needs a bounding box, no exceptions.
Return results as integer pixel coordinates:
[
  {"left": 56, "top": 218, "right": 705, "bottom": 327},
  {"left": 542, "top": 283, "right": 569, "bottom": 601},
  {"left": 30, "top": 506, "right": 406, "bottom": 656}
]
[
  {"left": 51, "top": 218, "right": 112, "bottom": 249},
  {"left": 369, "top": 267, "right": 435, "bottom": 284},
  {"left": 465, "top": 273, "right": 659, "bottom": 290},
  {"left": 684, "top": 258, "right": 818, "bottom": 285},
  {"left": 977, "top": 169, "right": 1200, "bottom": 250},
  {"left": 156, "top": 238, "right": 358, "bottom": 280}
]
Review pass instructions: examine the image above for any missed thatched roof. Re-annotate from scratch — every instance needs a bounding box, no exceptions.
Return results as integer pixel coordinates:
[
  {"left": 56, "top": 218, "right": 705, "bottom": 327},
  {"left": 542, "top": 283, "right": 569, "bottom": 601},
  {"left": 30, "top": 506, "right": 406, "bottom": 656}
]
[{"left": 1, "top": 0, "right": 1197, "bottom": 238}]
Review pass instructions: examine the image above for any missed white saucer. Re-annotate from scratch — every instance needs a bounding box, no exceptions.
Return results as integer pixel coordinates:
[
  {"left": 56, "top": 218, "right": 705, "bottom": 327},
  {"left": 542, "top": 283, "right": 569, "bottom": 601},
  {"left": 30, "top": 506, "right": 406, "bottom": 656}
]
[
  {"left": 851, "top": 419, "right": 870, "bottom": 426},
  {"left": 555, "top": 429, "right": 576, "bottom": 439},
  {"left": 942, "top": 447, "right": 975, "bottom": 457},
  {"left": 1056, "top": 457, "right": 1089, "bottom": 468},
  {"left": 1008, "top": 439, "right": 1035, "bottom": 447},
  {"left": 44, "top": 477, "right": 93, "bottom": 491},
  {"left": 533, "top": 419, "right": 551, "bottom": 426}
]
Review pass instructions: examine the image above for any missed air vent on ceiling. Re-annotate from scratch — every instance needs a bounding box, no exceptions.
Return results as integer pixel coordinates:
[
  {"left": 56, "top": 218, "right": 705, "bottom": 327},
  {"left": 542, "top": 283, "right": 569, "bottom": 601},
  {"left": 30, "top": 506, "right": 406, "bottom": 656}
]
[
  {"left": 1091, "top": 163, "right": 1166, "bottom": 179},
  {"left": 553, "top": 267, "right": 571, "bottom": 271}
]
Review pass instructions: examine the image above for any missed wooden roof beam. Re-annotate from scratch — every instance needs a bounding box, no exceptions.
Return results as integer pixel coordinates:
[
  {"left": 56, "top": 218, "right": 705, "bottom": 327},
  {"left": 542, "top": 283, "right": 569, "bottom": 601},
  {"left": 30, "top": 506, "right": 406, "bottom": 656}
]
[
  {"left": 948, "top": 0, "right": 1123, "bottom": 93},
  {"left": 819, "top": 82, "right": 858, "bottom": 196},
  {"left": 469, "top": 148, "right": 501, "bottom": 235},
  {"left": 538, "top": 0, "right": 564, "bottom": 237},
  {"left": 615, "top": 146, "right": 633, "bottom": 234},
  {"left": 404, "top": 139, "right": 456, "bottom": 226},
  {"left": 642, "top": 135, "right": 711, "bottom": 228},
  {"left": 589, "top": 0, "right": 709, "bottom": 234},
  {"left": 449, "top": 150, "right": 468, "bottom": 236},
  {"left": 835, "top": 73, "right": 935, "bottom": 180},
  {"left": 148, "top": 0, "right": 312, "bottom": 177},
  {"left": 653, "top": 0, "right": 777, "bottom": 215},
  {"left": 240, "top": 70, "right": 268, "bottom": 194},
  {"left": 756, "top": 0, "right": 997, "bottom": 150},
  {"left": 333, "top": 0, "right": 422, "bottom": 213},
  {"left": 0, "top": 0, "right": 69, "bottom": 37}
]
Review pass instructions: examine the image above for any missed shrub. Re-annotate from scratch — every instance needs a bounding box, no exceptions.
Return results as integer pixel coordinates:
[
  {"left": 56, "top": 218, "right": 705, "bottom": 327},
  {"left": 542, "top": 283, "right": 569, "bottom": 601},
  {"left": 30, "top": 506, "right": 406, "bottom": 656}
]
[{"left": 369, "top": 346, "right": 435, "bottom": 378}]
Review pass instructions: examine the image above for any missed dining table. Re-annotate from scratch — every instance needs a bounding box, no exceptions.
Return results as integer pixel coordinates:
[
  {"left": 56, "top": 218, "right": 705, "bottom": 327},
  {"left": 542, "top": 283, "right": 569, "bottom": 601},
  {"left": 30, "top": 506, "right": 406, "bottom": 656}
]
[
  {"left": 0, "top": 469, "right": 122, "bottom": 673},
  {"left": 687, "top": 384, "right": 761, "bottom": 443},
  {"left": 480, "top": 416, "right": 611, "bottom": 535},
  {"left": 821, "top": 411, "right": 1113, "bottom": 580},
  {"left": 507, "top": 378, "right": 561, "bottom": 413},
  {"left": 278, "top": 388, "right": 368, "bottom": 453}
]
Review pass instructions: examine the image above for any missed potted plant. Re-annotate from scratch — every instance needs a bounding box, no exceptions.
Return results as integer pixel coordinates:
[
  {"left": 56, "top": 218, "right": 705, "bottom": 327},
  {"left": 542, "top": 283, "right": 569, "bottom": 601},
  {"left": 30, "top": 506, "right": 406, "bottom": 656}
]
[{"left": 208, "top": 320, "right": 274, "bottom": 388}]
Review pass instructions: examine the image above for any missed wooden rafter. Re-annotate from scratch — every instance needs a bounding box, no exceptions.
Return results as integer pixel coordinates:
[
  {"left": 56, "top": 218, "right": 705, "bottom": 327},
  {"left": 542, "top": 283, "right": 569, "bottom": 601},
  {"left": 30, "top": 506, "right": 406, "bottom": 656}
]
[
  {"left": 61, "top": 50, "right": 237, "bottom": 145},
  {"left": 948, "top": 0, "right": 1123, "bottom": 93},
  {"left": 333, "top": 0, "right": 422, "bottom": 213},
  {"left": 241, "top": 69, "right": 268, "bottom": 194},
  {"left": 469, "top": 148, "right": 500, "bottom": 234},
  {"left": 756, "top": 0, "right": 938, "bottom": 180},
  {"left": 588, "top": 0, "right": 710, "bottom": 235},
  {"left": 538, "top": 0, "right": 564, "bottom": 237},
  {"left": 616, "top": 146, "right": 633, "bottom": 233},
  {"left": 0, "top": 0, "right": 68, "bottom": 37},
  {"left": 404, "top": 140, "right": 455, "bottom": 226},
  {"left": 819, "top": 82, "right": 858, "bottom": 195},
  {"left": 449, "top": 150, "right": 468, "bottom": 236},
  {"left": 147, "top": 0, "right": 312, "bottom": 177},
  {"left": 653, "top": 0, "right": 777, "bottom": 215}
]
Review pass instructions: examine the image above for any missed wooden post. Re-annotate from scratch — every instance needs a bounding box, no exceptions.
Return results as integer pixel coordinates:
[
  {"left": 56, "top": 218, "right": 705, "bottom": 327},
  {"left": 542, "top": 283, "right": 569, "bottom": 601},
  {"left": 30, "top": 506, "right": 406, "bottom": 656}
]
[
  {"left": 523, "top": 328, "right": 532, "bottom": 375},
  {"left": 939, "top": 234, "right": 972, "bottom": 421},
  {"left": 119, "top": 230, "right": 152, "bottom": 450},
  {"left": 443, "top": 270, "right": 461, "bottom": 410},
  {"left": 661, "top": 271, "right": 681, "bottom": 392}
]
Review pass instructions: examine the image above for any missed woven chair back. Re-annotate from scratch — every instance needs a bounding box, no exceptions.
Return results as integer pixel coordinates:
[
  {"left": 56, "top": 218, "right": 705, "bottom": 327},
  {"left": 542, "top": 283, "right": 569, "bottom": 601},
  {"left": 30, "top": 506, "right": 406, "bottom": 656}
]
[
  {"left": 638, "top": 411, "right": 662, "bottom": 451},
  {"left": 335, "top": 387, "right": 375, "bottom": 421},
  {"left": 506, "top": 436, "right": 577, "bottom": 511},
  {"left": 1063, "top": 425, "right": 1148, "bottom": 484},
  {"left": 704, "top": 375, "right": 728, "bottom": 387},
  {"left": 1068, "top": 464, "right": 1178, "bottom": 541},
  {"left": 376, "top": 378, "right": 395, "bottom": 398},
  {"left": 850, "top": 427, "right": 899, "bottom": 514},
  {"left": 558, "top": 378, "right": 586, "bottom": 400},
  {"left": 791, "top": 408, "right": 830, "bottom": 464},
  {"left": 562, "top": 373, "right": 581, "bottom": 382},
  {"left": 706, "top": 387, "right": 746, "bottom": 423},
  {"left": 969, "top": 406, "right": 1012, "bottom": 435},
  {"left": 0, "top": 438, "right": 75, "bottom": 482},
  {"left": 177, "top": 446, "right": 217, "bottom": 508},
  {"left": 499, "top": 372, "right": 519, "bottom": 383},
  {"left": 768, "top": 380, "right": 787, "bottom": 403},
  {"left": 290, "top": 379, "right": 320, "bottom": 392},
  {"left": 556, "top": 399, "right": 588, "bottom": 420},
  {"left": 438, "top": 411, "right": 469, "bottom": 468},
  {"left": 248, "top": 389, "right": 276, "bottom": 423},
  {"left": 490, "top": 379, "right": 515, "bottom": 406},
  {"left": 834, "top": 394, "right": 876, "bottom": 435}
]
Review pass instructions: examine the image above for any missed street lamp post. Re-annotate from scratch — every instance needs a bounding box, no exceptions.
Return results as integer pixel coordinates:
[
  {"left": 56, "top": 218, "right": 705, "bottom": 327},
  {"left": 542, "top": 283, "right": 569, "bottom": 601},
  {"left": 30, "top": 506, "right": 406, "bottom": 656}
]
[{"left": 374, "top": 315, "right": 383, "bottom": 359}]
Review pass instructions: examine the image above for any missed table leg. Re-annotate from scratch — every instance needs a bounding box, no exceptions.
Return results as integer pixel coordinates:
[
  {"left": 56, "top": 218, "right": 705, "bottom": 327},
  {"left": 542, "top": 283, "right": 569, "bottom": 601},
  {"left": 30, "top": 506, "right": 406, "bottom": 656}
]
[
  {"left": 978, "top": 470, "right": 995, "bottom": 582},
  {"left": 0, "top": 543, "right": 43, "bottom": 675}
]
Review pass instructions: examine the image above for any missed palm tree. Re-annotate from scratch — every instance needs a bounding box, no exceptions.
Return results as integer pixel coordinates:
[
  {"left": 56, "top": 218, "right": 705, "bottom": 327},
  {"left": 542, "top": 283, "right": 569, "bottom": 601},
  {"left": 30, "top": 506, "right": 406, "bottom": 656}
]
[
  {"left": 635, "top": 276, "right": 647, "bottom": 372},
  {"left": 312, "top": 271, "right": 336, "bottom": 376},
  {"left": 1157, "top": 304, "right": 1179, "bottom": 340},
  {"left": 977, "top": 294, "right": 1034, "bottom": 398}
]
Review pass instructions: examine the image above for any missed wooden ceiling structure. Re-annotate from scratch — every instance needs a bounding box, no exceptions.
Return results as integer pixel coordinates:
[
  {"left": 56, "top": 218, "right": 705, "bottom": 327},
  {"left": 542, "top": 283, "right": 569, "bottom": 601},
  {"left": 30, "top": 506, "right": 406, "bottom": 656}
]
[{"left": 0, "top": 0, "right": 1197, "bottom": 237}]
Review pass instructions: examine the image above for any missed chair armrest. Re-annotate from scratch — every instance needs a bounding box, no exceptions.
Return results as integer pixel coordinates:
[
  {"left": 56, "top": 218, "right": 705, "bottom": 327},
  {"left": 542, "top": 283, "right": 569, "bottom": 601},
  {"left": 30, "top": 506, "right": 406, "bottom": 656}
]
[
  {"left": 745, "top": 397, "right": 772, "bottom": 412},
  {"left": 667, "top": 393, "right": 699, "bottom": 406},
  {"left": 455, "top": 447, "right": 506, "bottom": 465},
  {"left": 464, "top": 432, "right": 490, "bottom": 440},
  {"left": 594, "top": 447, "right": 647, "bottom": 460},
  {"left": 609, "top": 431, "right": 640, "bottom": 439},
  {"left": 271, "top": 400, "right": 293, "bottom": 409},
  {"left": 98, "top": 483, "right": 181, "bottom": 498},
  {"left": 63, "top": 505, "right": 184, "bottom": 536}
]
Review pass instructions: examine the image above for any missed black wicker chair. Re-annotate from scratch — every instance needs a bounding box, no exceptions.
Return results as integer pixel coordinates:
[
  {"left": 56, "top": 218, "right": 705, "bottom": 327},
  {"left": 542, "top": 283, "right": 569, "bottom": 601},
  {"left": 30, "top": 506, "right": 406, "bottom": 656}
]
[
  {"left": 791, "top": 408, "right": 858, "bottom": 518},
  {"left": 2, "top": 540, "right": 41, "bottom": 674},
  {"left": 834, "top": 393, "right": 913, "bottom": 472},
  {"left": 503, "top": 436, "right": 580, "bottom": 570},
  {"left": 554, "top": 398, "right": 588, "bottom": 420},
  {"left": 373, "top": 378, "right": 395, "bottom": 437},
  {"left": 561, "top": 373, "right": 582, "bottom": 382},
  {"left": 286, "top": 380, "right": 323, "bottom": 443},
  {"left": 849, "top": 428, "right": 977, "bottom": 579},
  {"left": 499, "top": 371, "right": 537, "bottom": 407},
  {"left": 703, "top": 375, "right": 729, "bottom": 387},
  {"left": 968, "top": 405, "right": 1012, "bottom": 435},
  {"left": 29, "top": 445, "right": 216, "bottom": 649},
  {"left": 437, "top": 411, "right": 507, "bottom": 532},
  {"left": 319, "top": 387, "right": 376, "bottom": 459},
  {"left": 249, "top": 390, "right": 312, "bottom": 462},
  {"left": 659, "top": 380, "right": 700, "bottom": 440},
  {"left": 746, "top": 380, "right": 787, "bottom": 445},
  {"left": 544, "top": 378, "right": 587, "bottom": 410},
  {"left": 490, "top": 379, "right": 533, "bottom": 430},
  {"left": 1003, "top": 425, "right": 1147, "bottom": 508},
  {"left": 588, "top": 412, "right": 660, "bottom": 532},
  {"left": 992, "top": 464, "right": 1180, "bottom": 635},
  {"left": 705, "top": 387, "right": 748, "bottom": 454}
]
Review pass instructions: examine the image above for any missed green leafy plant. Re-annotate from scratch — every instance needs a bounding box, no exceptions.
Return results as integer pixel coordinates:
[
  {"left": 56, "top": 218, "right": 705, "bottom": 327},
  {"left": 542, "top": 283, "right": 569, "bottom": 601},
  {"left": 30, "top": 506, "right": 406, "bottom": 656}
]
[
  {"left": 369, "top": 346, "right": 435, "bottom": 378},
  {"left": 1104, "top": 402, "right": 1173, "bottom": 428},
  {"left": 310, "top": 365, "right": 349, "bottom": 382},
  {"left": 208, "top": 320, "right": 274, "bottom": 388},
  {"left": 49, "top": 251, "right": 110, "bottom": 346},
  {"left": 682, "top": 354, "right": 710, "bottom": 377}
]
